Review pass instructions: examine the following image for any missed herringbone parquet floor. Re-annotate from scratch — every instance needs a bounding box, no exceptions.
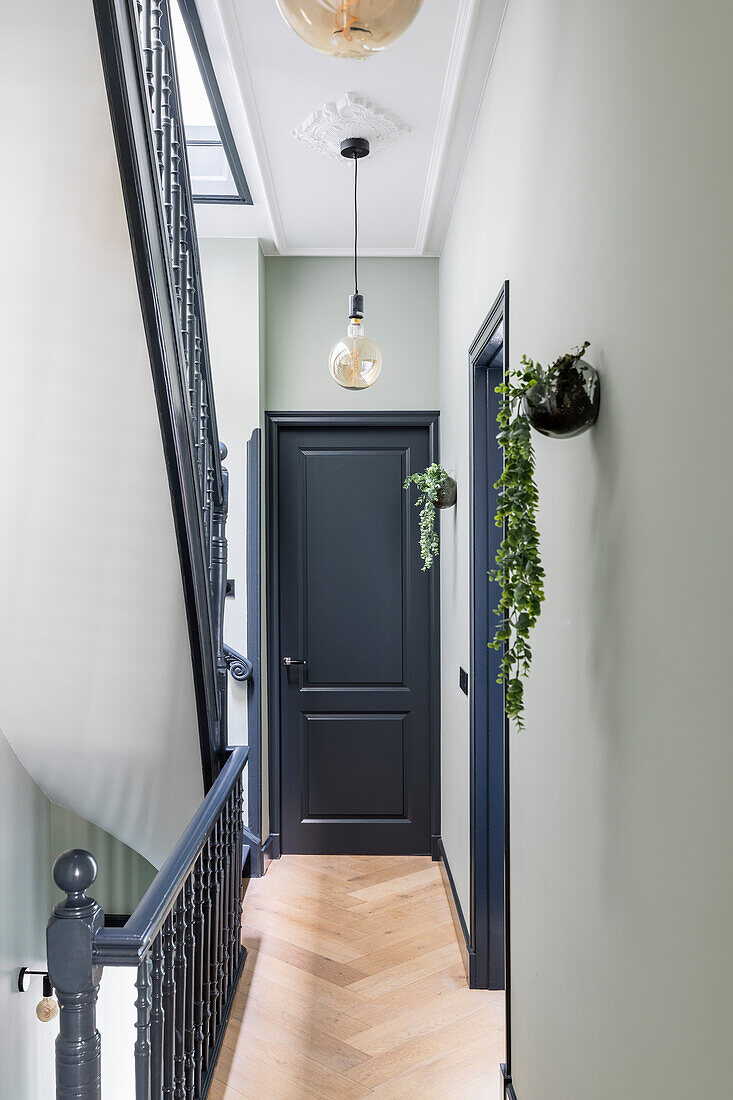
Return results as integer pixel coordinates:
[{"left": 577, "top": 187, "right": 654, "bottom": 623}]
[{"left": 210, "top": 855, "right": 504, "bottom": 1099}]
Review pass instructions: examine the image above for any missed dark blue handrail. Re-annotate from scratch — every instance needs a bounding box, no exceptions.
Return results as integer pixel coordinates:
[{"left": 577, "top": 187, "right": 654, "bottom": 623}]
[{"left": 93, "top": 746, "right": 248, "bottom": 966}]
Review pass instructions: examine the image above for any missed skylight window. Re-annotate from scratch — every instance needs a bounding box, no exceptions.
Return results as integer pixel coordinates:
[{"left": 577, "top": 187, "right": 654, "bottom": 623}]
[{"left": 170, "top": 0, "right": 252, "bottom": 205}]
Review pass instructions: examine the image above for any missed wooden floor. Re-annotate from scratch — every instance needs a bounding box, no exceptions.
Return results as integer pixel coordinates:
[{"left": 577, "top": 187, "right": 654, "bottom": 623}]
[{"left": 211, "top": 855, "right": 504, "bottom": 1099}]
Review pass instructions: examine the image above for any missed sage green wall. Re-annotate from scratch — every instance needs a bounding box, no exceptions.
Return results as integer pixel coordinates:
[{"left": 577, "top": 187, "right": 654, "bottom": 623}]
[
  {"left": 438, "top": 0, "right": 733, "bottom": 1096},
  {"left": 0, "top": 729, "right": 55, "bottom": 1099},
  {"left": 0, "top": 730, "right": 154, "bottom": 1100},
  {"left": 264, "top": 257, "right": 439, "bottom": 411}
]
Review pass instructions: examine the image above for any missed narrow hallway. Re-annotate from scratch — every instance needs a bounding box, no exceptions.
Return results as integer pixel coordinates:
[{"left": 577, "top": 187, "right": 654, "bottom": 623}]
[{"left": 211, "top": 857, "right": 504, "bottom": 1099}]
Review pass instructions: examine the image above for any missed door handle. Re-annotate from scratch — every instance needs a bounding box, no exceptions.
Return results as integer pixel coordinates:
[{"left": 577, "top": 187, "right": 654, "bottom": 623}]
[{"left": 282, "top": 657, "right": 307, "bottom": 667}]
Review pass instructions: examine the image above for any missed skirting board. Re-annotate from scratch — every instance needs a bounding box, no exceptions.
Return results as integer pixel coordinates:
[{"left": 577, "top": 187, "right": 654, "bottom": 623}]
[
  {"left": 437, "top": 837, "right": 475, "bottom": 984},
  {"left": 261, "top": 832, "right": 281, "bottom": 872},
  {"left": 501, "top": 1064, "right": 517, "bottom": 1099}
]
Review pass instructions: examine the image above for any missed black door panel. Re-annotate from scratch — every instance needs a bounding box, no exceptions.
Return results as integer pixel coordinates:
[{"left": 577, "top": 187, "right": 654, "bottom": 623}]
[{"left": 276, "top": 422, "right": 434, "bottom": 854}]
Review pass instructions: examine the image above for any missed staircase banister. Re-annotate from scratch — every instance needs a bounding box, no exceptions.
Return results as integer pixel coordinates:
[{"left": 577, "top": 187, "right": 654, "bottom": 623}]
[{"left": 93, "top": 746, "right": 248, "bottom": 966}]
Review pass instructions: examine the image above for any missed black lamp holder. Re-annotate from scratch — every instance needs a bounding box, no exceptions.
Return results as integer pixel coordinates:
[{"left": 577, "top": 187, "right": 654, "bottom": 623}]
[
  {"left": 340, "top": 138, "right": 370, "bottom": 320},
  {"left": 18, "top": 968, "right": 53, "bottom": 997}
]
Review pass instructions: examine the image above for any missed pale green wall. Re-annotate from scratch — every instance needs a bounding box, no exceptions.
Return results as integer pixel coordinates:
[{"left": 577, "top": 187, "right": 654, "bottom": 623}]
[
  {"left": 0, "top": 729, "right": 55, "bottom": 1099},
  {"left": 438, "top": 0, "right": 733, "bottom": 1095},
  {"left": 49, "top": 804, "right": 156, "bottom": 914},
  {"left": 0, "top": 729, "right": 154, "bottom": 1100},
  {"left": 264, "top": 257, "right": 439, "bottom": 411}
]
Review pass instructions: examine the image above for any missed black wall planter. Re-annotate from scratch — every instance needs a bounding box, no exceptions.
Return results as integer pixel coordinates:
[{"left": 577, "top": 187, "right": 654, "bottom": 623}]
[
  {"left": 436, "top": 475, "right": 457, "bottom": 508},
  {"left": 523, "top": 359, "right": 600, "bottom": 438}
]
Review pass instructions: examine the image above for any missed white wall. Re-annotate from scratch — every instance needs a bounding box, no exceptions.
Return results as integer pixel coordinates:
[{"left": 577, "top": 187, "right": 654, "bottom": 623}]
[
  {"left": 264, "top": 257, "right": 439, "bottom": 411},
  {"left": 0, "top": 0, "right": 203, "bottom": 868},
  {"left": 438, "top": 0, "right": 733, "bottom": 1095}
]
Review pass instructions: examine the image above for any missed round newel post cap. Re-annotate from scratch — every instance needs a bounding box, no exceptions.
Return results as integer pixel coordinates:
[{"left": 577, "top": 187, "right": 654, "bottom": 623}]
[
  {"left": 53, "top": 849, "right": 98, "bottom": 909},
  {"left": 219, "top": 441, "right": 228, "bottom": 461}
]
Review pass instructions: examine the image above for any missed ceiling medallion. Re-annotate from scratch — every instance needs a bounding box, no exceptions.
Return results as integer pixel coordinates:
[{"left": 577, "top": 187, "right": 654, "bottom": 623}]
[{"left": 293, "top": 93, "right": 410, "bottom": 160}]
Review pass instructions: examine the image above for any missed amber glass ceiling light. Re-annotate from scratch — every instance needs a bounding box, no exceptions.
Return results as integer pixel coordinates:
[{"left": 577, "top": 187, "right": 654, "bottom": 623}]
[
  {"left": 329, "top": 138, "right": 382, "bottom": 391},
  {"left": 275, "top": 0, "right": 423, "bottom": 60}
]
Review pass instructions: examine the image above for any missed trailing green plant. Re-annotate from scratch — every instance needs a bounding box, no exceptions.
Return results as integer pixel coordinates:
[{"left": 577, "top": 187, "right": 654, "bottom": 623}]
[
  {"left": 403, "top": 463, "right": 449, "bottom": 571},
  {"left": 489, "top": 355, "right": 548, "bottom": 728},
  {"left": 488, "top": 343, "right": 590, "bottom": 723}
]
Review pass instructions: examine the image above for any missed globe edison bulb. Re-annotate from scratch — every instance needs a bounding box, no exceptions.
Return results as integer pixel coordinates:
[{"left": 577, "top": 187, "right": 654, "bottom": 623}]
[
  {"left": 275, "top": 0, "right": 424, "bottom": 60},
  {"left": 329, "top": 318, "right": 382, "bottom": 390}
]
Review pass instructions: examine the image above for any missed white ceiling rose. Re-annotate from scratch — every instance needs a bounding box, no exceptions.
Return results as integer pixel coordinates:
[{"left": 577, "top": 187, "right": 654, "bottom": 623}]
[{"left": 293, "top": 92, "right": 411, "bottom": 160}]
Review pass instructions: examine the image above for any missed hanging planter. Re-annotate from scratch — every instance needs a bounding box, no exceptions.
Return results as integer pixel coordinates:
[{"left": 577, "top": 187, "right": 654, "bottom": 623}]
[
  {"left": 490, "top": 341, "right": 600, "bottom": 729},
  {"left": 522, "top": 341, "right": 600, "bottom": 438},
  {"left": 403, "top": 463, "right": 455, "bottom": 571}
]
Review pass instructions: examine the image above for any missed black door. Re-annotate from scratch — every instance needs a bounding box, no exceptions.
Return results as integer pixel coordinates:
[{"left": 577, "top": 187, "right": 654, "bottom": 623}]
[{"left": 271, "top": 415, "right": 437, "bottom": 855}]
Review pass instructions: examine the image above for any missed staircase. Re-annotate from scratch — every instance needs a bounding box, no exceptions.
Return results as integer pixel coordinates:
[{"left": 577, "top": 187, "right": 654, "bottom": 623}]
[{"left": 2, "top": 0, "right": 255, "bottom": 1094}]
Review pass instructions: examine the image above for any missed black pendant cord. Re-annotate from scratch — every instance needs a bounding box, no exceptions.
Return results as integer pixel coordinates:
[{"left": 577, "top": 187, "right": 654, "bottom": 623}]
[{"left": 353, "top": 153, "right": 359, "bottom": 297}]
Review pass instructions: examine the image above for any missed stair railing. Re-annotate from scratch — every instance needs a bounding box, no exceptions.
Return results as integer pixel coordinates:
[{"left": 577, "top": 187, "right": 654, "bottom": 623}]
[
  {"left": 93, "top": 0, "right": 233, "bottom": 788},
  {"left": 47, "top": 747, "right": 248, "bottom": 1100}
]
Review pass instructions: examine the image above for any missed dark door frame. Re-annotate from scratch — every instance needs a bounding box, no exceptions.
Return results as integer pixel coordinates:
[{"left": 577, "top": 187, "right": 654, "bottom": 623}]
[
  {"left": 265, "top": 411, "right": 441, "bottom": 861},
  {"left": 469, "top": 283, "right": 511, "bottom": 1006}
]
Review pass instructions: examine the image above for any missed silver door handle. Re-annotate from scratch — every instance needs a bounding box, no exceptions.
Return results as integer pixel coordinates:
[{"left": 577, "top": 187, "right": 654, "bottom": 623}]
[{"left": 282, "top": 657, "right": 307, "bottom": 666}]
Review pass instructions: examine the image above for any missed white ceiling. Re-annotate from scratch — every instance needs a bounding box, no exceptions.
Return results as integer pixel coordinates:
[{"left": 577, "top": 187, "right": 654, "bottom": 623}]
[{"left": 194, "top": 0, "right": 507, "bottom": 255}]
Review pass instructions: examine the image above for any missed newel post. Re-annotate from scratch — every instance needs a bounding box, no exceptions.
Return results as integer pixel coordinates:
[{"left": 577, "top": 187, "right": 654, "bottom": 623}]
[{"left": 47, "top": 849, "right": 105, "bottom": 1100}]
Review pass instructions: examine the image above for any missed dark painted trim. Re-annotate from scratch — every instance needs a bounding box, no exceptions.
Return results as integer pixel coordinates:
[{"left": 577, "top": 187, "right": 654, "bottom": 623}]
[
  {"left": 261, "top": 833, "right": 280, "bottom": 872},
  {"left": 468, "top": 282, "right": 510, "bottom": 991},
  {"left": 265, "top": 412, "right": 441, "bottom": 855},
  {"left": 430, "top": 834, "right": 441, "bottom": 861},
  {"left": 428, "top": 415, "right": 442, "bottom": 852},
  {"left": 92, "top": 0, "right": 220, "bottom": 790},
  {"left": 176, "top": 0, "right": 252, "bottom": 205},
  {"left": 246, "top": 429, "right": 264, "bottom": 877},
  {"left": 437, "top": 838, "right": 473, "bottom": 983},
  {"left": 501, "top": 1064, "right": 517, "bottom": 1099}
]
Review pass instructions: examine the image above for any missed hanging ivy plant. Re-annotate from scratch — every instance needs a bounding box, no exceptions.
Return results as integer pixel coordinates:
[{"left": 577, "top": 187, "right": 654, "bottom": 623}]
[
  {"left": 489, "top": 355, "right": 547, "bottom": 728},
  {"left": 403, "top": 463, "right": 450, "bottom": 571}
]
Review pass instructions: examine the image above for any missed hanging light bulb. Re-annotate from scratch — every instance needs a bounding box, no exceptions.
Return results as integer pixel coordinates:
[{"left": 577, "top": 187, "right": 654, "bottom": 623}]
[
  {"left": 275, "top": 0, "right": 424, "bottom": 60},
  {"left": 328, "top": 138, "right": 382, "bottom": 390}
]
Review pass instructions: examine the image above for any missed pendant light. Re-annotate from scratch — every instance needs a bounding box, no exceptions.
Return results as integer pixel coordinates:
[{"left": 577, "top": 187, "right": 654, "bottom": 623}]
[
  {"left": 328, "top": 138, "right": 382, "bottom": 391},
  {"left": 275, "top": 0, "right": 424, "bottom": 61}
]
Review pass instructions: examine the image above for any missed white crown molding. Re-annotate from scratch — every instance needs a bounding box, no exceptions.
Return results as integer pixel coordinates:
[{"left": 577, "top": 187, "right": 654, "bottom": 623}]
[
  {"left": 293, "top": 93, "right": 411, "bottom": 160},
  {"left": 426, "top": 0, "right": 511, "bottom": 256},
  {"left": 264, "top": 245, "right": 440, "bottom": 258},
  {"left": 414, "top": 0, "right": 480, "bottom": 254},
  {"left": 213, "top": 0, "right": 286, "bottom": 254}
]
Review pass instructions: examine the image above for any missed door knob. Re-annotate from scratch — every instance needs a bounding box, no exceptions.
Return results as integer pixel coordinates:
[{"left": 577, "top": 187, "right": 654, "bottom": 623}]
[{"left": 282, "top": 657, "right": 307, "bottom": 666}]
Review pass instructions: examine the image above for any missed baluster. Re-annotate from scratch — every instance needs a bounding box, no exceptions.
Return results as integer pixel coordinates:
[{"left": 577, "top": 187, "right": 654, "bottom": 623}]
[
  {"left": 192, "top": 854, "right": 206, "bottom": 1097},
  {"left": 173, "top": 893, "right": 187, "bottom": 1100},
  {"left": 161, "top": 62, "right": 173, "bottom": 238},
  {"left": 234, "top": 776, "right": 244, "bottom": 973},
  {"left": 227, "top": 791, "right": 238, "bottom": 992},
  {"left": 150, "top": 934, "right": 164, "bottom": 1100},
  {"left": 134, "top": 956, "right": 152, "bottom": 1100},
  {"left": 202, "top": 834, "right": 214, "bottom": 1069},
  {"left": 184, "top": 878, "right": 196, "bottom": 1099},
  {"left": 151, "top": 1, "right": 165, "bottom": 178},
  {"left": 215, "top": 809, "right": 227, "bottom": 1028},
  {"left": 220, "top": 799, "right": 232, "bottom": 1008},
  {"left": 186, "top": 269, "right": 198, "bottom": 419},
  {"left": 208, "top": 819, "right": 221, "bottom": 1052},
  {"left": 162, "top": 911, "right": 176, "bottom": 1100},
  {"left": 142, "top": 0, "right": 155, "bottom": 102},
  {"left": 171, "top": 117, "right": 182, "bottom": 306},
  {"left": 178, "top": 202, "right": 189, "bottom": 359}
]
